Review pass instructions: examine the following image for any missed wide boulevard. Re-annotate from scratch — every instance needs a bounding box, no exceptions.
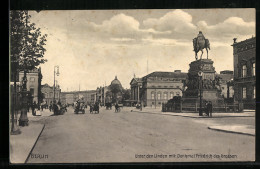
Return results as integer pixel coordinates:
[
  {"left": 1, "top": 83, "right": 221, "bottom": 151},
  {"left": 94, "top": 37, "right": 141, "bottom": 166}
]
[{"left": 27, "top": 106, "right": 254, "bottom": 163}]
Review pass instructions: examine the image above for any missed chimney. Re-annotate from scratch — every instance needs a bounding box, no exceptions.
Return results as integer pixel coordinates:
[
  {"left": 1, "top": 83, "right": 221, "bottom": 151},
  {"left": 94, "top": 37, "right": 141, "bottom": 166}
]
[{"left": 174, "top": 70, "right": 181, "bottom": 73}]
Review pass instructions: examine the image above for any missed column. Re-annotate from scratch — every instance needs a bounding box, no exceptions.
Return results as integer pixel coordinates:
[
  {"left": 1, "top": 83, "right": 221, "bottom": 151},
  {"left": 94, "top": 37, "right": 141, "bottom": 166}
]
[{"left": 137, "top": 85, "right": 140, "bottom": 102}]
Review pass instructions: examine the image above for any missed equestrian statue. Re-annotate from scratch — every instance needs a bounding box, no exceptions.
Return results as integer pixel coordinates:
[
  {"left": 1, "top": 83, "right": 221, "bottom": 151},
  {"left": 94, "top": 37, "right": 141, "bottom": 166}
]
[{"left": 193, "top": 31, "right": 210, "bottom": 60}]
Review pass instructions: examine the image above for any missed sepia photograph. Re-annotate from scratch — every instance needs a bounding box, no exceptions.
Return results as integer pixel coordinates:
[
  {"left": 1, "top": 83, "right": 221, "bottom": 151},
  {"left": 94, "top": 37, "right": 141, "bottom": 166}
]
[{"left": 9, "top": 9, "right": 255, "bottom": 163}]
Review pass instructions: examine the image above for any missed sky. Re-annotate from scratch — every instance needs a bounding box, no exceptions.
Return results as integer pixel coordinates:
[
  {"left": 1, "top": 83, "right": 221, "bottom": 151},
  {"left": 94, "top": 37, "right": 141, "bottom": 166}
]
[{"left": 28, "top": 9, "right": 255, "bottom": 91}]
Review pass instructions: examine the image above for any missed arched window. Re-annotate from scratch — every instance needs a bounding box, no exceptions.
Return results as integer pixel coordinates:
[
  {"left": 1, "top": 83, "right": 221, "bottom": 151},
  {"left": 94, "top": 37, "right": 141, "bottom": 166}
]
[
  {"left": 252, "top": 63, "right": 255, "bottom": 76},
  {"left": 163, "top": 92, "right": 168, "bottom": 100},
  {"left": 151, "top": 92, "right": 155, "bottom": 99},
  {"left": 242, "top": 65, "right": 247, "bottom": 77},
  {"left": 157, "top": 92, "right": 161, "bottom": 100},
  {"left": 170, "top": 92, "right": 174, "bottom": 99}
]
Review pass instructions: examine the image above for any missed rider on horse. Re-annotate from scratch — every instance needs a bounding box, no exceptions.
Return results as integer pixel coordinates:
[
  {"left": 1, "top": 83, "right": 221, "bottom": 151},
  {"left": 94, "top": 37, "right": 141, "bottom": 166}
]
[
  {"left": 193, "top": 31, "right": 210, "bottom": 60},
  {"left": 197, "top": 31, "right": 205, "bottom": 49}
]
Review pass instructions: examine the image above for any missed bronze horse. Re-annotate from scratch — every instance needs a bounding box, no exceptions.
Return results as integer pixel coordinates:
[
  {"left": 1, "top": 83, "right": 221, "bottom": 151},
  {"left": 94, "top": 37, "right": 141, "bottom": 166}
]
[{"left": 193, "top": 38, "right": 210, "bottom": 60}]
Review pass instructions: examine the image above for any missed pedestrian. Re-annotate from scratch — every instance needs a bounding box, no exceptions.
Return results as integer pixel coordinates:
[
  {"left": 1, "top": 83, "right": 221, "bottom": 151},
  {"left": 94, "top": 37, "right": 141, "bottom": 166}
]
[
  {"left": 53, "top": 100, "right": 58, "bottom": 115},
  {"left": 27, "top": 102, "right": 30, "bottom": 112},
  {"left": 207, "top": 101, "right": 213, "bottom": 117},
  {"left": 140, "top": 102, "right": 142, "bottom": 111},
  {"left": 49, "top": 101, "right": 52, "bottom": 112},
  {"left": 41, "top": 102, "right": 44, "bottom": 111},
  {"left": 204, "top": 101, "right": 209, "bottom": 116},
  {"left": 32, "top": 101, "right": 36, "bottom": 116},
  {"left": 115, "top": 102, "right": 119, "bottom": 112}
]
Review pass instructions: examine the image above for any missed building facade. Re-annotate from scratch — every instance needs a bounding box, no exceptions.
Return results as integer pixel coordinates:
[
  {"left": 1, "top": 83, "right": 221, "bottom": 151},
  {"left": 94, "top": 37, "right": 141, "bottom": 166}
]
[
  {"left": 96, "top": 86, "right": 109, "bottom": 106},
  {"left": 19, "top": 68, "right": 42, "bottom": 104},
  {"left": 41, "top": 83, "right": 61, "bottom": 105},
  {"left": 216, "top": 70, "right": 234, "bottom": 98},
  {"left": 232, "top": 37, "right": 256, "bottom": 109},
  {"left": 130, "top": 70, "right": 187, "bottom": 107},
  {"left": 60, "top": 90, "right": 97, "bottom": 105}
]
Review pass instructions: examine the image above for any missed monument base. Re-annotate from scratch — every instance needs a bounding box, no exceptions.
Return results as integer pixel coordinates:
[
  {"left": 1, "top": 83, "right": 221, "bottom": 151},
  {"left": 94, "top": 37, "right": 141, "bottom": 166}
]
[{"left": 183, "top": 59, "right": 224, "bottom": 107}]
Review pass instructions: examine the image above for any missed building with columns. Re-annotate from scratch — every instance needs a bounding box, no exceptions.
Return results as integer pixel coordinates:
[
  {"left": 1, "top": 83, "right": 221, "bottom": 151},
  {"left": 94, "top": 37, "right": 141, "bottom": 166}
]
[
  {"left": 130, "top": 78, "right": 143, "bottom": 103},
  {"left": 130, "top": 70, "right": 187, "bottom": 107},
  {"left": 232, "top": 37, "right": 256, "bottom": 109}
]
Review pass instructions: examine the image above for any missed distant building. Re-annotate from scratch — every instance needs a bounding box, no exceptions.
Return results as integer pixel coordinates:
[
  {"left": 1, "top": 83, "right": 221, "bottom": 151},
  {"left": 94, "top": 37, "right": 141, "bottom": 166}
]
[
  {"left": 60, "top": 90, "right": 97, "bottom": 105},
  {"left": 42, "top": 83, "right": 61, "bottom": 105},
  {"left": 216, "top": 71, "right": 234, "bottom": 98},
  {"left": 232, "top": 37, "right": 256, "bottom": 109},
  {"left": 19, "top": 68, "right": 42, "bottom": 104},
  {"left": 130, "top": 70, "right": 187, "bottom": 107},
  {"left": 96, "top": 86, "right": 109, "bottom": 106}
]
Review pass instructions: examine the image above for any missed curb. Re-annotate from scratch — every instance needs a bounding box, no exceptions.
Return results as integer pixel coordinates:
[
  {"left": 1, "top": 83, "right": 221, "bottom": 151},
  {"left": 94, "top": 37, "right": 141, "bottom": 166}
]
[
  {"left": 24, "top": 124, "right": 46, "bottom": 163},
  {"left": 132, "top": 110, "right": 254, "bottom": 118},
  {"left": 207, "top": 126, "right": 255, "bottom": 136}
]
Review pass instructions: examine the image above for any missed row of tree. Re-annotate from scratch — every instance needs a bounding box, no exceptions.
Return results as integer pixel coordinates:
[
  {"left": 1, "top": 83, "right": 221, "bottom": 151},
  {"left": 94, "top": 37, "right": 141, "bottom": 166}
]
[{"left": 10, "top": 10, "right": 48, "bottom": 133}]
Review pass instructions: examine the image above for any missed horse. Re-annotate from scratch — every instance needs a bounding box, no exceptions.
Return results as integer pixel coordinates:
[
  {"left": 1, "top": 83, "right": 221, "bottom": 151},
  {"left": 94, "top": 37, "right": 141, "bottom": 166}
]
[{"left": 193, "top": 38, "right": 210, "bottom": 60}]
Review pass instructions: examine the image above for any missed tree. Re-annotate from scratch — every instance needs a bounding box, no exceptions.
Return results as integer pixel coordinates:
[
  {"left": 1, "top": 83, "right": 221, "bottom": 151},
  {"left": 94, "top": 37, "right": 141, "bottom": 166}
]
[
  {"left": 10, "top": 10, "right": 47, "bottom": 76},
  {"left": 10, "top": 10, "right": 47, "bottom": 129},
  {"left": 122, "top": 89, "right": 131, "bottom": 101},
  {"left": 109, "top": 84, "right": 122, "bottom": 103}
]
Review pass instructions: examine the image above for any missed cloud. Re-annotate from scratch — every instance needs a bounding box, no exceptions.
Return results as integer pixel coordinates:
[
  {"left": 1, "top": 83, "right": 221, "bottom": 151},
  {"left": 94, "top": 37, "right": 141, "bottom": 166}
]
[
  {"left": 197, "top": 17, "right": 255, "bottom": 39},
  {"left": 143, "top": 9, "right": 196, "bottom": 35}
]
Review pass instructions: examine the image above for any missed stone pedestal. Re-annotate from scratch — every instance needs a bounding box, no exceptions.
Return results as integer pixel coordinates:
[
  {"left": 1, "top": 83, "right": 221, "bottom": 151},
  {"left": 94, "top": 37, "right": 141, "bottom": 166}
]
[{"left": 183, "top": 59, "right": 224, "bottom": 105}]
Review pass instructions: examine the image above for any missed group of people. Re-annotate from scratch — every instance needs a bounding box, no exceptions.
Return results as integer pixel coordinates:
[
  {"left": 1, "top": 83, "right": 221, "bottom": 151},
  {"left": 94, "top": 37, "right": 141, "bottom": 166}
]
[
  {"left": 89, "top": 101, "right": 99, "bottom": 114},
  {"left": 49, "top": 100, "right": 67, "bottom": 115},
  {"left": 204, "top": 101, "right": 213, "bottom": 117}
]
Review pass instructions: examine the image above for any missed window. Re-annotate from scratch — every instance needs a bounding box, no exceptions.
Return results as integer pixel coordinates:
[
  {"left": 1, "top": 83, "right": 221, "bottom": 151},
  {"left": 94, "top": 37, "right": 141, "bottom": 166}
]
[
  {"left": 176, "top": 91, "right": 180, "bottom": 96},
  {"left": 170, "top": 92, "right": 174, "bottom": 99},
  {"left": 50, "top": 92, "right": 53, "bottom": 98},
  {"left": 151, "top": 92, "right": 155, "bottom": 99},
  {"left": 254, "top": 86, "right": 256, "bottom": 99},
  {"left": 30, "top": 88, "right": 34, "bottom": 96},
  {"left": 163, "top": 93, "right": 168, "bottom": 100},
  {"left": 30, "top": 77, "right": 35, "bottom": 82},
  {"left": 242, "top": 87, "right": 246, "bottom": 99},
  {"left": 157, "top": 93, "right": 161, "bottom": 100},
  {"left": 252, "top": 63, "right": 255, "bottom": 76},
  {"left": 242, "top": 65, "right": 247, "bottom": 77}
]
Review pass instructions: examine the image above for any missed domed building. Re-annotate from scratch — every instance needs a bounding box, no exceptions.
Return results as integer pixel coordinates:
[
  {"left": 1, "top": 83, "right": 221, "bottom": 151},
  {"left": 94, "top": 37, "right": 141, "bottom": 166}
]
[
  {"left": 107, "top": 76, "right": 123, "bottom": 103},
  {"left": 110, "top": 76, "right": 123, "bottom": 89}
]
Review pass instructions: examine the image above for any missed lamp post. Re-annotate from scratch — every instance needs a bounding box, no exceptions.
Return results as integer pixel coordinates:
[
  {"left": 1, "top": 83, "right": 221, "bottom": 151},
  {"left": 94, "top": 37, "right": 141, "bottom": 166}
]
[
  {"left": 53, "top": 66, "right": 60, "bottom": 103},
  {"left": 19, "top": 71, "right": 30, "bottom": 126},
  {"left": 198, "top": 71, "right": 203, "bottom": 116},
  {"left": 154, "top": 88, "right": 157, "bottom": 109}
]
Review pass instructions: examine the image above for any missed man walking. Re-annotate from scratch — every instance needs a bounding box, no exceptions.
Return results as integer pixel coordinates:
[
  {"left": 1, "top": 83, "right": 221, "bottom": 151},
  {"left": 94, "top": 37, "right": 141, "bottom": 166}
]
[
  {"left": 207, "top": 101, "right": 213, "bottom": 117},
  {"left": 32, "top": 101, "right": 36, "bottom": 116}
]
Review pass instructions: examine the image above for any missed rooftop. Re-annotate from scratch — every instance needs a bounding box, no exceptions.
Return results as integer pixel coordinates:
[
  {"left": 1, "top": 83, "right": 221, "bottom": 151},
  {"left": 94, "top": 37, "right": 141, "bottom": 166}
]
[
  {"left": 232, "top": 36, "right": 256, "bottom": 47},
  {"left": 143, "top": 71, "right": 187, "bottom": 79}
]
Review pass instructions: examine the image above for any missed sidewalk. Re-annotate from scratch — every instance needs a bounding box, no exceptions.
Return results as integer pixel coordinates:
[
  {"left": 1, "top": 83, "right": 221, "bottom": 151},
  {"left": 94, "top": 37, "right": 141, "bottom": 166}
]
[
  {"left": 10, "top": 123, "right": 45, "bottom": 163},
  {"left": 10, "top": 109, "right": 52, "bottom": 163},
  {"left": 28, "top": 109, "right": 54, "bottom": 118},
  {"left": 132, "top": 107, "right": 255, "bottom": 118},
  {"left": 131, "top": 107, "right": 255, "bottom": 136},
  {"left": 208, "top": 125, "right": 255, "bottom": 136}
]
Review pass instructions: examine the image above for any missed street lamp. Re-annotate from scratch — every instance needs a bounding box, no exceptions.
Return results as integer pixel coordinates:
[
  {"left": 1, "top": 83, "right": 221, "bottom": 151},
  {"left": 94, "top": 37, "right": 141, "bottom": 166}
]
[
  {"left": 19, "top": 72, "right": 30, "bottom": 126},
  {"left": 53, "top": 65, "right": 60, "bottom": 103},
  {"left": 198, "top": 71, "right": 203, "bottom": 116}
]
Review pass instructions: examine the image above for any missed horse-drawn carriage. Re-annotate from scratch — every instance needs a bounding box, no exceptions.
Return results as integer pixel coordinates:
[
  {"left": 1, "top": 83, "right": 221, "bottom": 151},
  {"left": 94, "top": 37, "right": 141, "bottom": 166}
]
[
  {"left": 74, "top": 100, "right": 86, "bottom": 114},
  {"left": 90, "top": 102, "right": 99, "bottom": 114},
  {"left": 105, "top": 102, "right": 112, "bottom": 110},
  {"left": 53, "top": 103, "right": 66, "bottom": 115}
]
